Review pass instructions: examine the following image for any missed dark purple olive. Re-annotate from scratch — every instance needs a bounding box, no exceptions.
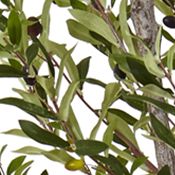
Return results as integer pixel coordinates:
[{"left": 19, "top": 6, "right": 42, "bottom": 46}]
[
  {"left": 27, "top": 17, "right": 43, "bottom": 37},
  {"left": 24, "top": 76, "right": 36, "bottom": 86},
  {"left": 163, "top": 16, "right": 175, "bottom": 28},
  {"left": 113, "top": 64, "right": 126, "bottom": 80}
]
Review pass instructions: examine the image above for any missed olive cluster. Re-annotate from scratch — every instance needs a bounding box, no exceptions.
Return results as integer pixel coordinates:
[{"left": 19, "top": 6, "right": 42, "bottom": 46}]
[{"left": 163, "top": 16, "right": 175, "bottom": 28}]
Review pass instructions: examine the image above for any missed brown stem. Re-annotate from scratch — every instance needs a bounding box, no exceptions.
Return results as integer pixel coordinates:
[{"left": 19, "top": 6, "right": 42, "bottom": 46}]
[{"left": 159, "top": 62, "right": 175, "bottom": 91}]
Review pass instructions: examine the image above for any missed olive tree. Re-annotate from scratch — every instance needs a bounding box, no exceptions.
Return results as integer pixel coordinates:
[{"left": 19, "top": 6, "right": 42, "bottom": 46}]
[{"left": 0, "top": 0, "right": 175, "bottom": 174}]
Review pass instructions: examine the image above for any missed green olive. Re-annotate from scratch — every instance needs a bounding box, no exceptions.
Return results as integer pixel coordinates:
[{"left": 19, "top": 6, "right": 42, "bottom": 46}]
[{"left": 65, "top": 159, "right": 84, "bottom": 171}]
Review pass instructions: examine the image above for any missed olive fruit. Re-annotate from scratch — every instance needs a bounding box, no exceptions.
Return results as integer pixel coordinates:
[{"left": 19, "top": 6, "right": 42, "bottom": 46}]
[
  {"left": 113, "top": 64, "right": 126, "bottom": 80},
  {"left": 163, "top": 16, "right": 175, "bottom": 28},
  {"left": 27, "top": 17, "right": 43, "bottom": 37},
  {"left": 65, "top": 159, "right": 84, "bottom": 171},
  {"left": 52, "top": 1, "right": 56, "bottom": 4},
  {"left": 23, "top": 76, "right": 36, "bottom": 86}
]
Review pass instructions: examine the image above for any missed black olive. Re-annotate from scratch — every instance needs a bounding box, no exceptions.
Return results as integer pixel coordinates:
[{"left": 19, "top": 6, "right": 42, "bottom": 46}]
[
  {"left": 52, "top": 1, "right": 56, "bottom": 4},
  {"left": 27, "top": 17, "right": 43, "bottom": 37},
  {"left": 113, "top": 64, "right": 126, "bottom": 80},
  {"left": 24, "top": 76, "right": 36, "bottom": 86},
  {"left": 163, "top": 16, "right": 175, "bottom": 28}
]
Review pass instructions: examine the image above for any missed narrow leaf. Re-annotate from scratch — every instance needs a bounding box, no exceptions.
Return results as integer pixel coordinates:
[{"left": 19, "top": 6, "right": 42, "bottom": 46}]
[
  {"left": 41, "top": 170, "right": 49, "bottom": 175},
  {"left": 19, "top": 120, "right": 69, "bottom": 148},
  {"left": 3, "top": 129, "right": 27, "bottom": 137},
  {"left": 0, "top": 65, "right": 24, "bottom": 77},
  {"left": 26, "top": 43, "right": 39, "bottom": 64},
  {"left": 122, "top": 94, "right": 175, "bottom": 117},
  {"left": 42, "top": 149, "right": 73, "bottom": 164},
  {"left": 7, "top": 156, "right": 26, "bottom": 175},
  {"left": 75, "top": 140, "right": 108, "bottom": 156},
  {"left": 0, "top": 97, "right": 57, "bottom": 120},
  {"left": 67, "top": 19, "right": 101, "bottom": 45},
  {"left": 59, "top": 81, "right": 80, "bottom": 121},
  {"left": 119, "top": 0, "right": 135, "bottom": 54},
  {"left": 14, "top": 146, "right": 44, "bottom": 155},
  {"left": 46, "top": 40, "right": 79, "bottom": 82},
  {"left": 140, "top": 84, "right": 173, "bottom": 99},
  {"left": 32, "top": 37, "right": 55, "bottom": 77},
  {"left": 151, "top": 115, "right": 175, "bottom": 149},
  {"left": 69, "top": 9, "right": 118, "bottom": 46},
  {"left": 77, "top": 56, "right": 91, "bottom": 89},
  {"left": 130, "top": 156, "right": 147, "bottom": 174},
  {"left": 90, "top": 83, "right": 121, "bottom": 139},
  {"left": 94, "top": 155, "right": 130, "bottom": 175},
  {"left": 158, "top": 165, "right": 171, "bottom": 175},
  {"left": 14, "top": 160, "right": 33, "bottom": 175},
  {"left": 7, "top": 10, "right": 22, "bottom": 45},
  {"left": 0, "top": 144, "right": 7, "bottom": 161}
]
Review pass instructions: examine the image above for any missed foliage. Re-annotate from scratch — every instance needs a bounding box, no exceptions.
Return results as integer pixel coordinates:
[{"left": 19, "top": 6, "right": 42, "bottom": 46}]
[{"left": 0, "top": 0, "right": 175, "bottom": 174}]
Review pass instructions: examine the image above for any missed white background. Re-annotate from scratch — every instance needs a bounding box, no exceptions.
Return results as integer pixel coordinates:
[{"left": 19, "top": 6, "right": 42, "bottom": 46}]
[{"left": 0, "top": 0, "right": 174, "bottom": 174}]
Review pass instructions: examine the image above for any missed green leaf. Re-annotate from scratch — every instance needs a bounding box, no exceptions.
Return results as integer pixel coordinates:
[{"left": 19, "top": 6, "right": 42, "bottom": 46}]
[
  {"left": 7, "top": 156, "right": 26, "bottom": 175},
  {"left": 7, "top": 10, "right": 22, "bottom": 45},
  {"left": 14, "top": 160, "right": 33, "bottom": 175},
  {"left": 151, "top": 115, "right": 175, "bottom": 149},
  {"left": 90, "top": 83, "right": 121, "bottom": 139},
  {"left": 55, "top": 46, "right": 75, "bottom": 98},
  {"left": 42, "top": 149, "right": 73, "bottom": 164},
  {"left": 36, "top": 76, "right": 55, "bottom": 99},
  {"left": 70, "top": 0, "right": 87, "bottom": 10},
  {"left": 19, "top": 120, "right": 69, "bottom": 148},
  {"left": 167, "top": 43, "right": 175, "bottom": 72},
  {"left": 59, "top": 81, "right": 80, "bottom": 121},
  {"left": 41, "top": 170, "right": 49, "bottom": 175},
  {"left": 14, "top": 0, "right": 23, "bottom": 11},
  {"left": 40, "top": 0, "right": 52, "bottom": 41},
  {"left": 46, "top": 40, "right": 79, "bottom": 82},
  {"left": 122, "top": 94, "right": 175, "bottom": 117},
  {"left": 69, "top": 9, "right": 118, "bottom": 46},
  {"left": 0, "top": 14, "right": 7, "bottom": 32},
  {"left": 32, "top": 37, "right": 55, "bottom": 77},
  {"left": 158, "top": 165, "right": 171, "bottom": 175},
  {"left": 2, "top": 129, "right": 27, "bottom": 137},
  {"left": 108, "top": 108, "right": 137, "bottom": 126},
  {"left": 77, "top": 56, "right": 91, "bottom": 89},
  {"left": 139, "top": 84, "right": 173, "bottom": 99},
  {"left": 26, "top": 43, "right": 39, "bottom": 64},
  {"left": 1, "top": 0, "right": 10, "bottom": 6},
  {"left": 143, "top": 50, "right": 164, "bottom": 78},
  {"left": 0, "top": 144, "right": 7, "bottom": 161},
  {"left": 94, "top": 154, "right": 130, "bottom": 175},
  {"left": 119, "top": 0, "right": 135, "bottom": 54},
  {"left": 14, "top": 146, "right": 44, "bottom": 155},
  {"left": 75, "top": 140, "right": 108, "bottom": 156},
  {"left": 0, "top": 97, "right": 57, "bottom": 120},
  {"left": 162, "top": 28, "right": 175, "bottom": 43},
  {"left": 107, "top": 112, "right": 138, "bottom": 148},
  {"left": 85, "top": 78, "right": 106, "bottom": 88},
  {"left": 130, "top": 156, "right": 147, "bottom": 174},
  {"left": 8, "top": 59, "right": 22, "bottom": 70},
  {"left": 0, "top": 65, "right": 24, "bottom": 77},
  {"left": 155, "top": 27, "right": 162, "bottom": 60},
  {"left": 133, "top": 116, "right": 150, "bottom": 132},
  {"left": 67, "top": 19, "right": 101, "bottom": 45},
  {"left": 68, "top": 107, "right": 84, "bottom": 140},
  {"left": 54, "top": 0, "right": 70, "bottom": 7},
  {"left": 154, "top": 0, "right": 174, "bottom": 15}
]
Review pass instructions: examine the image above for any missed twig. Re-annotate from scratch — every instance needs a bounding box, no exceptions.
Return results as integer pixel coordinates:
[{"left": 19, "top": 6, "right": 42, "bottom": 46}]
[{"left": 159, "top": 62, "right": 175, "bottom": 91}]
